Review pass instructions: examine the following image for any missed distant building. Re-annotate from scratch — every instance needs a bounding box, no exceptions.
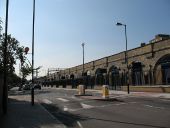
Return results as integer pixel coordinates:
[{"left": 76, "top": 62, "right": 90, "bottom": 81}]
[{"left": 43, "top": 34, "right": 170, "bottom": 90}]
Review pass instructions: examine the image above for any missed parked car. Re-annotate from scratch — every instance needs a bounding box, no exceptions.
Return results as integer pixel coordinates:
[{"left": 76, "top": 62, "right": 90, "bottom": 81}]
[
  {"left": 23, "top": 84, "right": 31, "bottom": 90},
  {"left": 34, "top": 84, "right": 41, "bottom": 90}
]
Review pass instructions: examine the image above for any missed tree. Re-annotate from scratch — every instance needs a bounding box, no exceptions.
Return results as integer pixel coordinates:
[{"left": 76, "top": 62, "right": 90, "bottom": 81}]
[
  {"left": 21, "top": 60, "right": 32, "bottom": 80},
  {"left": 0, "top": 33, "right": 32, "bottom": 84}
]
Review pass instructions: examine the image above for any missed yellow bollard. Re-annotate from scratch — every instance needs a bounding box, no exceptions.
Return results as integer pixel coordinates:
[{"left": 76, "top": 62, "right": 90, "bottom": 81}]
[
  {"left": 78, "top": 85, "right": 85, "bottom": 95},
  {"left": 102, "top": 85, "right": 109, "bottom": 98}
]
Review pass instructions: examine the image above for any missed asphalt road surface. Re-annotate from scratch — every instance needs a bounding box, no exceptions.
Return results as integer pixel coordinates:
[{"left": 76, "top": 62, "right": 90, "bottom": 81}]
[{"left": 34, "top": 87, "right": 170, "bottom": 128}]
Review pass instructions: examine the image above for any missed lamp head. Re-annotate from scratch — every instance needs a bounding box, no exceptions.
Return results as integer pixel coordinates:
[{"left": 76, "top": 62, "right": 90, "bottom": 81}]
[
  {"left": 82, "top": 43, "right": 85, "bottom": 47},
  {"left": 116, "top": 22, "right": 123, "bottom": 26}
]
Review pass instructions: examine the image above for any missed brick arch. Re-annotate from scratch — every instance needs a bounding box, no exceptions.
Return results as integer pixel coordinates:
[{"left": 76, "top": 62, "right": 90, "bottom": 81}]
[
  {"left": 153, "top": 54, "right": 170, "bottom": 85},
  {"left": 107, "top": 65, "right": 119, "bottom": 74},
  {"left": 107, "top": 65, "right": 121, "bottom": 89},
  {"left": 130, "top": 61, "right": 145, "bottom": 85},
  {"left": 70, "top": 74, "right": 75, "bottom": 79},
  {"left": 95, "top": 68, "right": 107, "bottom": 75},
  {"left": 154, "top": 54, "right": 170, "bottom": 70}
]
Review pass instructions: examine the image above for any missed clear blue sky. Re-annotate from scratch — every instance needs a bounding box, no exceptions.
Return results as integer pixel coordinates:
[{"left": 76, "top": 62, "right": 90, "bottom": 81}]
[{"left": 0, "top": 0, "right": 170, "bottom": 77}]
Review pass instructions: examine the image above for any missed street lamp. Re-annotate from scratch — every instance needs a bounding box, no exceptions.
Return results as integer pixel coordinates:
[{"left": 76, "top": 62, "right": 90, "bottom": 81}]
[
  {"left": 3, "top": 0, "right": 9, "bottom": 114},
  {"left": 31, "top": 0, "right": 35, "bottom": 105},
  {"left": 82, "top": 43, "right": 85, "bottom": 77},
  {"left": 116, "top": 22, "right": 130, "bottom": 94}
]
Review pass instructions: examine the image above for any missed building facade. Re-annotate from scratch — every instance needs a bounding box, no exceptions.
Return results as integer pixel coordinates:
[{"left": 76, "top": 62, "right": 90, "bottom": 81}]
[{"left": 43, "top": 34, "right": 170, "bottom": 90}]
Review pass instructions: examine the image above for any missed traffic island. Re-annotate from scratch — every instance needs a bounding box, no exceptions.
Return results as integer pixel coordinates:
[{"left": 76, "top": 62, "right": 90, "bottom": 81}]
[
  {"left": 75, "top": 95, "right": 123, "bottom": 102},
  {"left": 74, "top": 85, "right": 92, "bottom": 96},
  {"left": 75, "top": 85, "right": 123, "bottom": 102}
]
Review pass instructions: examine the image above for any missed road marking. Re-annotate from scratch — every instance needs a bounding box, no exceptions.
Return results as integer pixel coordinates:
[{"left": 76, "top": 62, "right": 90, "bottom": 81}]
[
  {"left": 161, "top": 99, "right": 170, "bottom": 102},
  {"left": 115, "top": 103, "right": 127, "bottom": 106},
  {"left": 63, "top": 106, "right": 69, "bottom": 111},
  {"left": 57, "top": 98, "right": 69, "bottom": 102},
  {"left": 63, "top": 106, "right": 75, "bottom": 112},
  {"left": 144, "top": 104, "right": 164, "bottom": 109},
  {"left": 77, "top": 121, "right": 83, "bottom": 128},
  {"left": 81, "top": 103, "right": 94, "bottom": 109},
  {"left": 129, "top": 102, "right": 137, "bottom": 104},
  {"left": 42, "top": 99, "right": 52, "bottom": 104},
  {"left": 144, "top": 105, "right": 153, "bottom": 108}
]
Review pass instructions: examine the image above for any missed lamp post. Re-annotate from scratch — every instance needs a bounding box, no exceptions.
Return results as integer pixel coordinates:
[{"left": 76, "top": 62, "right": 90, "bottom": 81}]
[
  {"left": 3, "top": 0, "right": 9, "bottom": 114},
  {"left": 82, "top": 43, "right": 85, "bottom": 85},
  {"left": 31, "top": 0, "right": 35, "bottom": 105},
  {"left": 0, "top": 18, "right": 3, "bottom": 39},
  {"left": 82, "top": 43, "right": 85, "bottom": 77},
  {"left": 116, "top": 22, "right": 130, "bottom": 94}
]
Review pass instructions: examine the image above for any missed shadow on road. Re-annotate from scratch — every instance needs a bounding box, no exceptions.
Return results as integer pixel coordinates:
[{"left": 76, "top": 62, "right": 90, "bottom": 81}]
[
  {"left": 41, "top": 103, "right": 87, "bottom": 128},
  {"left": 41, "top": 102, "right": 169, "bottom": 128},
  {"left": 84, "top": 117, "right": 169, "bottom": 128}
]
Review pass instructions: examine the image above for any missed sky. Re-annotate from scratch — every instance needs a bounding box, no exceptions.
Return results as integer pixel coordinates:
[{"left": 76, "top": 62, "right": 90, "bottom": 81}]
[{"left": 0, "top": 0, "right": 170, "bottom": 78}]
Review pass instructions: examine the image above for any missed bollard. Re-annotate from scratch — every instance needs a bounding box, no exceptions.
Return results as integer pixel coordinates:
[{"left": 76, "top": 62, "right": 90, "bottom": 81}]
[
  {"left": 78, "top": 85, "right": 85, "bottom": 95},
  {"left": 102, "top": 85, "right": 109, "bottom": 98}
]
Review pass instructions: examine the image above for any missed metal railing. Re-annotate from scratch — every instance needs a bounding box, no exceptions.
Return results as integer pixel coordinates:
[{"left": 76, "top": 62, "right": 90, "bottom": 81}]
[{"left": 42, "top": 69, "right": 170, "bottom": 90}]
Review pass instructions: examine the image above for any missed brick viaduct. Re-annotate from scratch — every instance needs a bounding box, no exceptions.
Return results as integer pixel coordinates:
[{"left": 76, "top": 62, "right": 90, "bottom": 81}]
[{"left": 44, "top": 34, "right": 170, "bottom": 91}]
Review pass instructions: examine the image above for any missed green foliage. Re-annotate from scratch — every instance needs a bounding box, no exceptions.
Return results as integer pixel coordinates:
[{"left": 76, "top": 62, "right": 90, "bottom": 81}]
[
  {"left": 21, "top": 61, "right": 32, "bottom": 79},
  {"left": 0, "top": 35, "right": 31, "bottom": 84}
]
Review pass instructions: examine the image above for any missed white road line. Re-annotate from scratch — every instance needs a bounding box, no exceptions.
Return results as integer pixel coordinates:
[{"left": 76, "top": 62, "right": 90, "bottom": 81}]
[
  {"left": 64, "top": 102, "right": 129, "bottom": 112},
  {"left": 161, "top": 99, "right": 170, "bottom": 102},
  {"left": 145, "top": 105, "right": 153, "bottom": 108},
  {"left": 63, "top": 106, "right": 69, "bottom": 111},
  {"left": 144, "top": 104, "right": 164, "bottom": 109},
  {"left": 57, "top": 98, "right": 69, "bottom": 102},
  {"left": 63, "top": 106, "right": 75, "bottom": 112},
  {"left": 81, "top": 103, "right": 94, "bottom": 109},
  {"left": 115, "top": 103, "right": 127, "bottom": 106},
  {"left": 77, "top": 121, "right": 83, "bottom": 128},
  {"left": 43, "top": 99, "right": 52, "bottom": 104}
]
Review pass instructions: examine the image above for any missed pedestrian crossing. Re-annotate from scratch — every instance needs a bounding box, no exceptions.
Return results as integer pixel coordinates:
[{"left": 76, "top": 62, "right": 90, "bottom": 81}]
[
  {"left": 56, "top": 98, "right": 69, "bottom": 102},
  {"left": 42, "top": 99, "right": 52, "bottom": 104},
  {"left": 41, "top": 96, "right": 166, "bottom": 114},
  {"left": 41, "top": 96, "right": 126, "bottom": 112}
]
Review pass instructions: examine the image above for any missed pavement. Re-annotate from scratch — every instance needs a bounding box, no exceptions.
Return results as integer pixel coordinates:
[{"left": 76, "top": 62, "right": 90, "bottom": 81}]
[{"left": 0, "top": 93, "right": 67, "bottom": 128}]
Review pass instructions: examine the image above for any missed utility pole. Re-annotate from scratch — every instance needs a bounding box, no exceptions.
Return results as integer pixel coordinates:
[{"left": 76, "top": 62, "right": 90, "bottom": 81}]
[
  {"left": 31, "top": 0, "right": 35, "bottom": 106},
  {"left": 82, "top": 43, "right": 85, "bottom": 76},
  {"left": 3, "top": 0, "right": 9, "bottom": 114},
  {"left": 116, "top": 22, "right": 130, "bottom": 94},
  {"left": 0, "top": 18, "right": 2, "bottom": 39}
]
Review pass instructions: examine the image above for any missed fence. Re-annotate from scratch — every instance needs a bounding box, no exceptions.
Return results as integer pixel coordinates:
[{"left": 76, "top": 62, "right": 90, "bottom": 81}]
[{"left": 42, "top": 69, "right": 170, "bottom": 90}]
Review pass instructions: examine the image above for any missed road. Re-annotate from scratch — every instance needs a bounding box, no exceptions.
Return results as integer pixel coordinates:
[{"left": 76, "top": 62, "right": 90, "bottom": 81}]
[{"left": 34, "top": 87, "right": 170, "bottom": 128}]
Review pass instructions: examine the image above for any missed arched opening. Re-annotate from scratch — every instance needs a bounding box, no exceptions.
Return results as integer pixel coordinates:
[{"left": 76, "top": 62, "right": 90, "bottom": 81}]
[
  {"left": 84, "top": 70, "right": 94, "bottom": 89},
  {"left": 70, "top": 74, "right": 74, "bottom": 79},
  {"left": 61, "top": 76, "right": 65, "bottom": 80},
  {"left": 70, "top": 74, "right": 76, "bottom": 88},
  {"left": 95, "top": 68, "right": 107, "bottom": 86},
  {"left": 108, "top": 66, "right": 120, "bottom": 90},
  {"left": 154, "top": 54, "right": 170, "bottom": 85},
  {"left": 131, "top": 61, "right": 143, "bottom": 85}
]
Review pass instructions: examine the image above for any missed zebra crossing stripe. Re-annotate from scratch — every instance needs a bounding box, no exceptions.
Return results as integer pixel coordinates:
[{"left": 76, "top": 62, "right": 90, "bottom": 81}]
[
  {"left": 43, "top": 99, "right": 52, "bottom": 104},
  {"left": 57, "top": 98, "right": 69, "bottom": 102}
]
